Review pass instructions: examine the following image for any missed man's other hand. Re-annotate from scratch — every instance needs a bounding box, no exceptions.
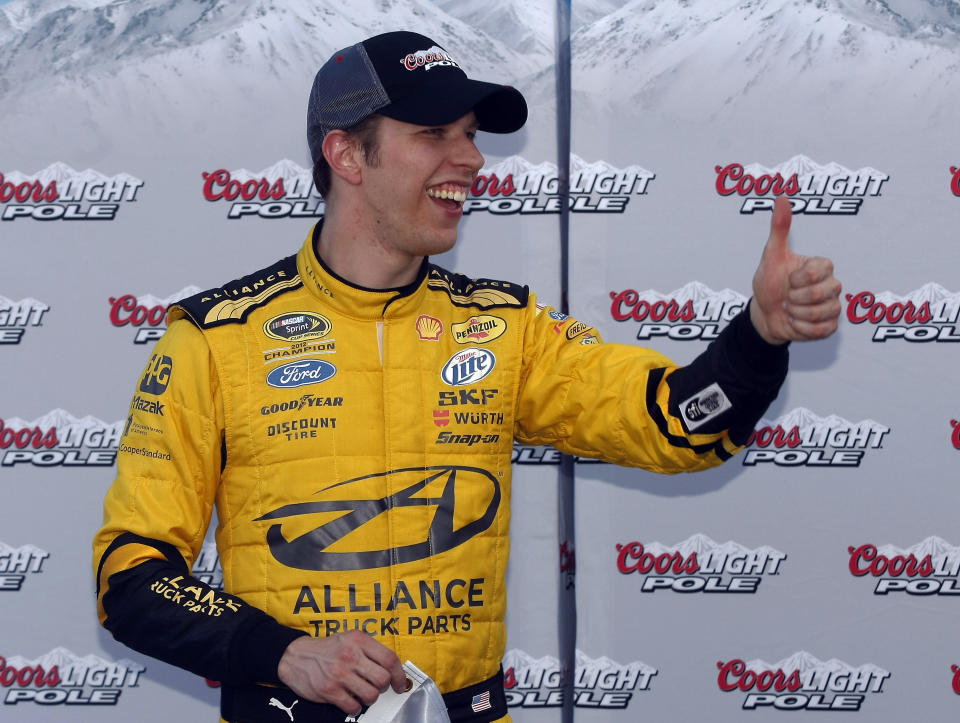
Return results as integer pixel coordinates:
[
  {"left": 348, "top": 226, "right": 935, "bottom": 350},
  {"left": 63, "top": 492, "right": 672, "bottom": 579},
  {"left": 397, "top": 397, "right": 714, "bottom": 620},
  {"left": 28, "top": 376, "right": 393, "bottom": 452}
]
[
  {"left": 750, "top": 195, "right": 842, "bottom": 345},
  {"left": 277, "top": 631, "right": 408, "bottom": 715}
]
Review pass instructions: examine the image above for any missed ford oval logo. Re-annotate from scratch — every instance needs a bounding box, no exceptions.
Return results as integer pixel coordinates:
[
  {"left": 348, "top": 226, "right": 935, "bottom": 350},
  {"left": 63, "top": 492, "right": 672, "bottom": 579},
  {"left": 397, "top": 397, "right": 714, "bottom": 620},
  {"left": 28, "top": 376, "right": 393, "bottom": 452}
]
[
  {"left": 266, "top": 359, "right": 337, "bottom": 388},
  {"left": 441, "top": 348, "right": 495, "bottom": 386}
]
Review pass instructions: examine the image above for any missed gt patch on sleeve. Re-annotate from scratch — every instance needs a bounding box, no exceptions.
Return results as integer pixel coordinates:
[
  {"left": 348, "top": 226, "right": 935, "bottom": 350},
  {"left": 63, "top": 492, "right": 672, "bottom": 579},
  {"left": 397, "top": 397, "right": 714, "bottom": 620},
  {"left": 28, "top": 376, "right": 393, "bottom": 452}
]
[{"left": 680, "top": 383, "right": 732, "bottom": 431}]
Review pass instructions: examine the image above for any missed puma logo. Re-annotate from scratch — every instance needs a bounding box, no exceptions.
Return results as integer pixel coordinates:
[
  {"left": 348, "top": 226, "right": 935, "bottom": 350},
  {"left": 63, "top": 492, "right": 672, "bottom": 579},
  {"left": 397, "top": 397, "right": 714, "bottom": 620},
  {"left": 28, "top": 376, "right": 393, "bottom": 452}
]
[{"left": 268, "top": 697, "right": 299, "bottom": 721}]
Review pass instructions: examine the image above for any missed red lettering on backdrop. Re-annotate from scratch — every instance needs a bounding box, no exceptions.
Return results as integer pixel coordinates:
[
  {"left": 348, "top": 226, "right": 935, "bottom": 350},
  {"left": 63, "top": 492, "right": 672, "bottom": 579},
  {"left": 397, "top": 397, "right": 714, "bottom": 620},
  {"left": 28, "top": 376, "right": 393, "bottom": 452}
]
[
  {"left": 951, "top": 166, "right": 960, "bottom": 196},
  {"left": 608, "top": 290, "right": 695, "bottom": 322},
  {"left": 0, "top": 420, "right": 58, "bottom": 449},
  {"left": 109, "top": 295, "right": 168, "bottom": 327},
  {"left": 714, "top": 163, "right": 800, "bottom": 197},
  {"left": 471, "top": 173, "right": 516, "bottom": 197},
  {"left": 951, "top": 419, "right": 960, "bottom": 450},
  {"left": 0, "top": 656, "right": 61, "bottom": 688},
  {"left": 952, "top": 664, "right": 960, "bottom": 694},
  {"left": 0, "top": 174, "right": 59, "bottom": 203},
  {"left": 716, "top": 659, "right": 802, "bottom": 693},
  {"left": 845, "top": 291, "right": 933, "bottom": 324},
  {"left": 202, "top": 170, "right": 286, "bottom": 201},
  {"left": 615, "top": 542, "right": 698, "bottom": 575},
  {"left": 746, "top": 425, "right": 801, "bottom": 448},
  {"left": 847, "top": 544, "right": 935, "bottom": 577}
]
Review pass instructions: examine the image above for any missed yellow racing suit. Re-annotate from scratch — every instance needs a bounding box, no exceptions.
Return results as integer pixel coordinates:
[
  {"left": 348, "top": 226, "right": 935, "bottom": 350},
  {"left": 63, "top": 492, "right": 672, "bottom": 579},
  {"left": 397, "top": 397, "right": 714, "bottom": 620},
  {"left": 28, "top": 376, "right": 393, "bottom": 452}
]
[{"left": 94, "top": 225, "right": 787, "bottom": 723}]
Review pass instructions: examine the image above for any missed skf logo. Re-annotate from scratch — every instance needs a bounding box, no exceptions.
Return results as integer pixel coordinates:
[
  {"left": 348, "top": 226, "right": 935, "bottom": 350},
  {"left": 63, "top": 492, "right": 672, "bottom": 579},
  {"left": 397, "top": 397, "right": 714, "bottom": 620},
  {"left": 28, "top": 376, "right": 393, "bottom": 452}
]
[
  {"left": 139, "top": 354, "right": 173, "bottom": 395},
  {"left": 715, "top": 155, "right": 888, "bottom": 214},
  {"left": 743, "top": 408, "right": 889, "bottom": 467},
  {"left": 0, "top": 542, "right": 49, "bottom": 592},
  {"left": 0, "top": 411, "right": 121, "bottom": 468},
  {"left": 0, "top": 648, "right": 144, "bottom": 705},
  {"left": 416, "top": 315, "right": 443, "bottom": 341},
  {"left": 616, "top": 534, "right": 785, "bottom": 594},
  {"left": 463, "top": 154, "right": 654, "bottom": 216},
  {"left": 503, "top": 649, "right": 656, "bottom": 709},
  {"left": 256, "top": 466, "right": 500, "bottom": 571},
  {"left": 202, "top": 160, "right": 323, "bottom": 219},
  {"left": 0, "top": 164, "right": 143, "bottom": 221},
  {"left": 0, "top": 296, "right": 49, "bottom": 344},
  {"left": 610, "top": 283, "right": 746, "bottom": 341},
  {"left": 109, "top": 287, "right": 199, "bottom": 344},
  {"left": 191, "top": 541, "right": 223, "bottom": 590},
  {"left": 717, "top": 653, "right": 890, "bottom": 711},
  {"left": 849, "top": 537, "right": 960, "bottom": 595},
  {"left": 452, "top": 315, "right": 505, "bottom": 344},
  {"left": 845, "top": 284, "right": 960, "bottom": 342}
]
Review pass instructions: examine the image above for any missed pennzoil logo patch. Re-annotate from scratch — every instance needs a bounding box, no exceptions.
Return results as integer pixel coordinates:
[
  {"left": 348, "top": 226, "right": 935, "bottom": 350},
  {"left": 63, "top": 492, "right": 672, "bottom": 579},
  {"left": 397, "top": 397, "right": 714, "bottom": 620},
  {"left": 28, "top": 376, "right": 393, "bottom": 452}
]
[
  {"left": 263, "top": 312, "right": 332, "bottom": 342},
  {"left": 452, "top": 315, "right": 506, "bottom": 344}
]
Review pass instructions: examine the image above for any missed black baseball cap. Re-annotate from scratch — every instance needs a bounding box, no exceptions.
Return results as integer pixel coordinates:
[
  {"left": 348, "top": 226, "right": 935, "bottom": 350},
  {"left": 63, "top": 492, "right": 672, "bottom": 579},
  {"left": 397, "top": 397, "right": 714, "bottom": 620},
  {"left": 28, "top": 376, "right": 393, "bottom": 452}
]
[{"left": 307, "top": 31, "right": 528, "bottom": 163}]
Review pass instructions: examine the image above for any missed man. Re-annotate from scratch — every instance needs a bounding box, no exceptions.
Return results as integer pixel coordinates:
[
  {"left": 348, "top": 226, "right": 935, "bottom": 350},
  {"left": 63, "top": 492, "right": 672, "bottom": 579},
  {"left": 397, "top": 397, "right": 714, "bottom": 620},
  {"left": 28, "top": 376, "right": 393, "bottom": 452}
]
[{"left": 93, "top": 30, "right": 841, "bottom": 723}]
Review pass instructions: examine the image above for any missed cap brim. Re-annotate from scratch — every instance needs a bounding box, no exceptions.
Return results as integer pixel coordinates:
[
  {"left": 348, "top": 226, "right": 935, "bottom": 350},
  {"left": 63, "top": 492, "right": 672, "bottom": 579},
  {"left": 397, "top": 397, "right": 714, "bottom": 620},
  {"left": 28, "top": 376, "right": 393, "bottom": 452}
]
[{"left": 380, "top": 78, "right": 527, "bottom": 134}]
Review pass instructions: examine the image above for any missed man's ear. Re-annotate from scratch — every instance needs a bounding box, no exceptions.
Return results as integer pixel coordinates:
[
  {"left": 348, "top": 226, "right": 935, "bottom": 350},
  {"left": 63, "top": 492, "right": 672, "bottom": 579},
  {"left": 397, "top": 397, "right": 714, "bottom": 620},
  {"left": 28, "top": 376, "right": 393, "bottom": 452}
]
[{"left": 322, "top": 130, "right": 363, "bottom": 187}]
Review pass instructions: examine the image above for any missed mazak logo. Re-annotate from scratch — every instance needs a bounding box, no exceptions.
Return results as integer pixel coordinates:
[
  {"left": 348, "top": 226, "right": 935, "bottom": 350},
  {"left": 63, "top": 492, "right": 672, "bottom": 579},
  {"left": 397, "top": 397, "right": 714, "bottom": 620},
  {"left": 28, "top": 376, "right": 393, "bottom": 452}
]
[
  {"left": 0, "top": 163, "right": 143, "bottom": 221},
  {"left": 845, "top": 283, "right": 960, "bottom": 342},
  {"left": 0, "top": 410, "right": 122, "bottom": 468},
  {"left": 616, "top": 534, "right": 785, "bottom": 594},
  {"left": 462, "top": 154, "right": 654, "bottom": 216},
  {"left": 1, "top": 648, "right": 144, "bottom": 705},
  {"left": 202, "top": 160, "right": 323, "bottom": 219},
  {"left": 849, "top": 536, "right": 960, "bottom": 595},
  {"left": 610, "top": 283, "right": 746, "bottom": 341},
  {"left": 715, "top": 155, "right": 888, "bottom": 214},
  {"left": 0, "top": 296, "right": 49, "bottom": 344},
  {"left": 717, "top": 652, "right": 890, "bottom": 711},
  {"left": 109, "top": 287, "right": 200, "bottom": 344},
  {"left": 0, "top": 542, "right": 49, "bottom": 592},
  {"left": 191, "top": 541, "right": 223, "bottom": 590},
  {"left": 256, "top": 466, "right": 500, "bottom": 571},
  {"left": 743, "top": 408, "right": 890, "bottom": 467},
  {"left": 503, "top": 649, "right": 656, "bottom": 709}
]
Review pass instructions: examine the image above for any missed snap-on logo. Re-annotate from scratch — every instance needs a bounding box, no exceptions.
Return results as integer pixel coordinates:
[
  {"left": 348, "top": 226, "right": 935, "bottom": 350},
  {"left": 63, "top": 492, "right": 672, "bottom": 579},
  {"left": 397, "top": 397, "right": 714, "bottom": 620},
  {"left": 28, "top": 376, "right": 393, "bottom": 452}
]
[
  {"left": 255, "top": 466, "right": 500, "bottom": 570},
  {"left": 441, "top": 348, "right": 496, "bottom": 386},
  {"left": 266, "top": 359, "right": 337, "bottom": 388}
]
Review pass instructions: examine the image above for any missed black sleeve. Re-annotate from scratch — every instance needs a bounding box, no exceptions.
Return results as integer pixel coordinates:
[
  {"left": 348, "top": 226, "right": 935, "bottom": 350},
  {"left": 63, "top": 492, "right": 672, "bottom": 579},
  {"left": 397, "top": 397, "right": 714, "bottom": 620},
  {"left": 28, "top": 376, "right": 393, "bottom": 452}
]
[
  {"left": 97, "top": 533, "right": 307, "bottom": 684},
  {"left": 665, "top": 301, "right": 789, "bottom": 446}
]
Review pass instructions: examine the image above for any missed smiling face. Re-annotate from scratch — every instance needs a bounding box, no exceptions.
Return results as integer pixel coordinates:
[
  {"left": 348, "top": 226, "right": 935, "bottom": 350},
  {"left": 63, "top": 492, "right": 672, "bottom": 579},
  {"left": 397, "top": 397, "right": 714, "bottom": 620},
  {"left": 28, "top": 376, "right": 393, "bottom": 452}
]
[{"left": 355, "top": 112, "right": 485, "bottom": 262}]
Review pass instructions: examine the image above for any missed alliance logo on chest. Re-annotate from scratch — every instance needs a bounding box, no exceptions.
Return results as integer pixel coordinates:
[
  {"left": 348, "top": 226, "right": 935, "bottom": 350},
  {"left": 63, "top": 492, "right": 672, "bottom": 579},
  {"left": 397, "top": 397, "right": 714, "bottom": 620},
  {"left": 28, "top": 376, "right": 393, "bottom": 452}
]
[{"left": 441, "top": 348, "right": 496, "bottom": 386}]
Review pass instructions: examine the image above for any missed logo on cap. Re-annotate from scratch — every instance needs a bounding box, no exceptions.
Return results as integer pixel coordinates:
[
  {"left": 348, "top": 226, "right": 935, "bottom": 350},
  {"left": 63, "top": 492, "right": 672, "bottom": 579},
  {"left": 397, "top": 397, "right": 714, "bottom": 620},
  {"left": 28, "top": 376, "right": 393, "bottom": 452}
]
[{"left": 401, "top": 46, "right": 461, "bottom": 72}]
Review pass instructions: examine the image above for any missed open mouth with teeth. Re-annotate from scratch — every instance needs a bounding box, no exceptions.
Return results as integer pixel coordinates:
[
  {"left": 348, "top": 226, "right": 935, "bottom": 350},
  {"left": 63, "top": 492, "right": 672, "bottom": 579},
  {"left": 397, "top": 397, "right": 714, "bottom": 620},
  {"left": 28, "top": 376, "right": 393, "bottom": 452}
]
[{"left": 426, "top": 185, "right": 468, "bottom": 207}]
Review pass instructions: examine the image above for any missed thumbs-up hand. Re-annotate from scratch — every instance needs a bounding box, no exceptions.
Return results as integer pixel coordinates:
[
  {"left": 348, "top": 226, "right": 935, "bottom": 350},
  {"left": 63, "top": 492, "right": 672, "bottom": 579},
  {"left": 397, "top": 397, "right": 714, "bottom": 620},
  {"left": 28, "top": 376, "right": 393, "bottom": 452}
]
[{"left": 749, "top": 196, "right": 842, "bottom": 345}]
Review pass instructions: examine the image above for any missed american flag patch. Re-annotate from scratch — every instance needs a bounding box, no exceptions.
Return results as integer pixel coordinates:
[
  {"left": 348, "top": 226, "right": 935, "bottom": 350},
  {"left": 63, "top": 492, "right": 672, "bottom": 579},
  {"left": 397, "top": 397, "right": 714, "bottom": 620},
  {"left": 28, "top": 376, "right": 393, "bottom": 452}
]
[{"left": 471, "top": 690, "right": 492, "bottom": 713}]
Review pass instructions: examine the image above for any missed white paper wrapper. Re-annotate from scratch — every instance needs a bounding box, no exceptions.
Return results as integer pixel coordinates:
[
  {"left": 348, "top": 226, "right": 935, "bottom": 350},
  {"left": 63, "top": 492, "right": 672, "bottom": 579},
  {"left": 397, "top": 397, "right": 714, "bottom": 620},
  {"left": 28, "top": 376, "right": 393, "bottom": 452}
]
[{"left": 346, "top": 661, "right": 451, "bottom": 723}]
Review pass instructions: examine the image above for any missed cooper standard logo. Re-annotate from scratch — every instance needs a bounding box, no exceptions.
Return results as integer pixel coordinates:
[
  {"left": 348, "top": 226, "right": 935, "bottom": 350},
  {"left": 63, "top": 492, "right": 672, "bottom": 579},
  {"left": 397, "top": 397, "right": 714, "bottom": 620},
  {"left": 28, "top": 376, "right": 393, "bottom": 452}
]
[
  {"left": 0, "top": 163, "right": 143, "bottom": 221},
  {"left": 256, "top": 466, "right": 500, "bottom": 571}
]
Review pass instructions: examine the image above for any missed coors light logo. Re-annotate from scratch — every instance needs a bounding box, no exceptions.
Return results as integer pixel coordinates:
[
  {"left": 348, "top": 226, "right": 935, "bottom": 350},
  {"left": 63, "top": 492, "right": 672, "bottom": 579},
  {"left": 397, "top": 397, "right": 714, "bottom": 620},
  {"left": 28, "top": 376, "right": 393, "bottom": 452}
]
[
  {"left": 743, "top": 408, "right": 889, "bottom": 467},
  {"left": 616, "top": 534, "right": 785, "bottom": 593},
  {"left": 846, "top": 283, "right": 960, "bottom": 343},
  {"left": 717, "top": 652, "right": 890, "bottom": 711},
  {"left": 463, "top": 154, "right": 655, "bottom": 216},
  {"left": 849, "top": 536, "right": 960, "bottom": 596},
  {"left": 0, "top": 163, "right": 143, "bottom": 221},
  {"left": 0, "top": 410, "right": 122, "bottom": 468},
  {"left": 610, "top": 283, "right": 746, "bottom": 341},
  {"left": 715, "top": 155, "right": 888, "bottom": 215},
  {"left": 0, "top": 296, "right": 49, "bottom": 345},
  {"left": 0, "top": 648, "right": 144, "bottom": 706},
  {"left": 202, "top": 160, "right": 322, "bottom": 219},
  {"left": 109, "top": 286, "right": 201, "bottom": 344},
  {"left": 503, "top": 649, "right": 656, "bottom": 709},
  {"left": 0, "top": 542, "right": 49, "bottom": 592}
]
